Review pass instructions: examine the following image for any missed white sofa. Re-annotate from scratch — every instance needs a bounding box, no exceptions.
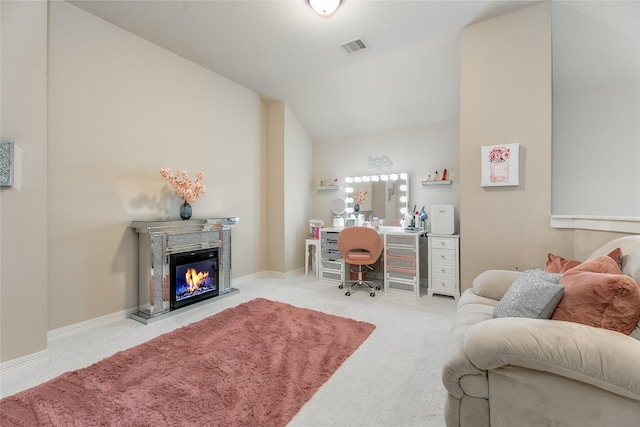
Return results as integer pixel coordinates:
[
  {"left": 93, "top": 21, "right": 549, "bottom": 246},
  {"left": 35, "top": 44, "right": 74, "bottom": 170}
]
[{"left": 442, "top": 235, "right": 640, "bottom": 427}]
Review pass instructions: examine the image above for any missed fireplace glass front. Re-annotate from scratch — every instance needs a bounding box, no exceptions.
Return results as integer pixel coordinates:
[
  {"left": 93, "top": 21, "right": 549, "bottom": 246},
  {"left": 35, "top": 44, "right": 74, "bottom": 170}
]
[{"left": 170, "top": 248, "right": 219, "bottom": 310}]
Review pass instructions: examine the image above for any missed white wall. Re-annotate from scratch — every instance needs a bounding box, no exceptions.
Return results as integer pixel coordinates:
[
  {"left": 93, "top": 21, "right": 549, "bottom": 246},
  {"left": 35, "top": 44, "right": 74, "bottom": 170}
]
[
  {"left": 312, "top": 120, "right": 460, "bottom": 228},
  {"left": 552, "top": 0, "right": 640, "bottom": 218},
  {"left": 47, "top": 1, "right": 266, "bottom": 330},
  {"left": 0, "top": 0, "right": 49, "bottom": 363}
]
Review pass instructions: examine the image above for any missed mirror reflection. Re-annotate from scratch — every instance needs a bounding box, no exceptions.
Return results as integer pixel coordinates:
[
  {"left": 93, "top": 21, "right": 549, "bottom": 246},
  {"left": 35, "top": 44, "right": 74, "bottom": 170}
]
[{"left": 344, "top": 173, "right": 408, "bottom": 224}]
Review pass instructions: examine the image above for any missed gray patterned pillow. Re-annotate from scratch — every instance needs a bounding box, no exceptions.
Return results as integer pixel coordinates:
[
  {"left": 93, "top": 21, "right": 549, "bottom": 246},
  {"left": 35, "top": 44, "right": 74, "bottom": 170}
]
[{"left": 494, "top": 269, "right": 564, "bottom": 319}]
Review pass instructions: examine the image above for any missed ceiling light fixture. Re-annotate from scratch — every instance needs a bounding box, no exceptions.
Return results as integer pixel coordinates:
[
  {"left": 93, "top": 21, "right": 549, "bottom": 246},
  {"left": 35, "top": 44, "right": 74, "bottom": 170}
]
[{"left": 307, "top": 0, "right": 342, "bottom": 18}]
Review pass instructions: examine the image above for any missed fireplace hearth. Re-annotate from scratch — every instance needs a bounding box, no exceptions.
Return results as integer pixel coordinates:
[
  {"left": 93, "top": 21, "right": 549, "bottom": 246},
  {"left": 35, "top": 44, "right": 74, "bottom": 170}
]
[{"left": 131, "top": 218, "right": 239, "bottom": 324}]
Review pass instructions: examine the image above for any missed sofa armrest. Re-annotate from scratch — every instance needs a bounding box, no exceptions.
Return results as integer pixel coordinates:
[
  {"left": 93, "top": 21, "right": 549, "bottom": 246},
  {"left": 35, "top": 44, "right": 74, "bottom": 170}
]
[
  {"left": 465, "top": 317, "right": 640, "bottom": 400},
  {"left": 471, "top": 269, "right": 521, "bottom": 301}
]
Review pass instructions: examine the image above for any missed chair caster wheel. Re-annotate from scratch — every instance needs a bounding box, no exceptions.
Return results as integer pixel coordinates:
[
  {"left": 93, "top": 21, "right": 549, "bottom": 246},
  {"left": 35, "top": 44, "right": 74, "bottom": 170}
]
[
  {"left": 375, "top": 286, "right": 381, "bottom": 290},
  {"left": 370, "top": 292, "right": 375, "bottom": 297},
  {"left": 345, "top": 291, "right": 351, "bottom": 296},
  {"left": 338, "top": 284, "right": 343, "bottom": 289}
]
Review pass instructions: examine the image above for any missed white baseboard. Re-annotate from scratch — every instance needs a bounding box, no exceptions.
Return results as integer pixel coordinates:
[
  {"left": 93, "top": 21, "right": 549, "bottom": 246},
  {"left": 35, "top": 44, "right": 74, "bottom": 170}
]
[
  {"left": 0, "top": 349, "right": 50, "bottom": 376},
  {"left": 48, "top": 307, "right": 138, "bottom": 342}
]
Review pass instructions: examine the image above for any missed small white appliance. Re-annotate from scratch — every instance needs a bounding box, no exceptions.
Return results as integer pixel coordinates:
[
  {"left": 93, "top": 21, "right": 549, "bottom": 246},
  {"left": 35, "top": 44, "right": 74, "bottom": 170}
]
[{"left": 430, "top": 204, "right": 455, "bottom": 235}]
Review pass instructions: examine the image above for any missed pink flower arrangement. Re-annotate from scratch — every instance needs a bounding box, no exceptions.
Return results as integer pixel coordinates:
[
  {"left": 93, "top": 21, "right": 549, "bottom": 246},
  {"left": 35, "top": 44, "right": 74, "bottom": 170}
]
[
  {"left": 354, "top": 189, "right": 371, "bottom": 204},
  {"left": 160, "top": 168, "right": 206, "bottom": 204},
  {"left": 488, "top": 146, "right": 511, "bottom": 163}
]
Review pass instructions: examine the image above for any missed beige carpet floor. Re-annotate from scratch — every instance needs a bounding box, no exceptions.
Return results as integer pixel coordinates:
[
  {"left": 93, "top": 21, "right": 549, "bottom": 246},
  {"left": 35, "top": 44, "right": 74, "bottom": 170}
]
[{"left": 0, "top": 272, "right": 457, "bottom": 426}]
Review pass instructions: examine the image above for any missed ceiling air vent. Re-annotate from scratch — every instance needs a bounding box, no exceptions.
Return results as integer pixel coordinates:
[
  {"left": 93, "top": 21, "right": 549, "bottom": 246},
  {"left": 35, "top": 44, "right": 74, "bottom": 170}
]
[{"left": 340, "top": 38, "right": 369, "bottom": 55}]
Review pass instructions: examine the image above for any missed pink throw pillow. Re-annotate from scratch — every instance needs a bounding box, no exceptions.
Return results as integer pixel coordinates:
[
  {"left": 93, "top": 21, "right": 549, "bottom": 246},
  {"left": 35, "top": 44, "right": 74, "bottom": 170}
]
[
  {"left": 551, "top": 256, "right": 640, "bottom": 335},
  {"left": 544, "top": 248, "right": 624, "bottom": 273},
  {"left": 544, "top": 253, "right": 581, "bottom": 273}
]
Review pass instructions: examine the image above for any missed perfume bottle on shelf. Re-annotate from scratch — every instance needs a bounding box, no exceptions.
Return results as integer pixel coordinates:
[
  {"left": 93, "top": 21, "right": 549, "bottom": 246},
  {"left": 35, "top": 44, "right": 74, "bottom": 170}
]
[{"left": 442, "top": 169, "right": 448, "bottom": 180}]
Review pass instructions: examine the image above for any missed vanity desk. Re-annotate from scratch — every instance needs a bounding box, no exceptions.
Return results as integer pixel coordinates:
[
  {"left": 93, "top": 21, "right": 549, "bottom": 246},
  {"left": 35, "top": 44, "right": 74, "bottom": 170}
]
[{"left": 319, "top": 227, "right": 429, "bottom": 299}]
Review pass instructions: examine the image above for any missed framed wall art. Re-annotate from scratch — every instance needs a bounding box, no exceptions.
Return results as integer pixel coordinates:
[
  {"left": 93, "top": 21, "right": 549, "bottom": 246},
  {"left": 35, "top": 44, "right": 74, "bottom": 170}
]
[
  {"left": 481, "top": 143, "right": 519, "bottom": 187},
  {"left": 0, "top": 139, "right": 14, "bottom": 187}
]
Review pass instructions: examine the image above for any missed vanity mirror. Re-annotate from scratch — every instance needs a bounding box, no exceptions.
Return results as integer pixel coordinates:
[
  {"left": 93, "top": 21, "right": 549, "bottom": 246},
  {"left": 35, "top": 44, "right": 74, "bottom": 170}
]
[{"left": 344, "top": 173, "right": 409, "bottom": 223}]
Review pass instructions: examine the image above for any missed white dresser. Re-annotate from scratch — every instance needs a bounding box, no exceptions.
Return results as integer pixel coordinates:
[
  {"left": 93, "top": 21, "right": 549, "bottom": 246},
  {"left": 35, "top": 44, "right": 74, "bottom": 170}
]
[{"left": 427, "top": 233, "right": 460, "bottom": 300}]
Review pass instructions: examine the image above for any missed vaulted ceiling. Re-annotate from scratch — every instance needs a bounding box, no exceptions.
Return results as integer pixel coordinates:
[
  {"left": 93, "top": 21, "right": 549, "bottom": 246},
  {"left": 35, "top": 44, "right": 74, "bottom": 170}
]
[{"left": 69, "top": 0, "right": 539, "bottom": 141}]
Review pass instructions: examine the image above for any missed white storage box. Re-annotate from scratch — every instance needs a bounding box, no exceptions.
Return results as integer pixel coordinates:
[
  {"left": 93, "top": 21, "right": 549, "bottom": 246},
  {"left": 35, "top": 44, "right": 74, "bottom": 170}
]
[{"left": 430, "top": 204, "right": 455, "bottom": 235}]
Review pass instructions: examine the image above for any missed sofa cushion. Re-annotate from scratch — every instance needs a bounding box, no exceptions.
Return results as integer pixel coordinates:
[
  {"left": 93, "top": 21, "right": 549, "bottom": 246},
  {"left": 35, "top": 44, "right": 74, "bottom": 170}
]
[
  {"left": 545, "top": 248, "right": 623, "bottom": 273},
  {"left": 494, "top": 269, "right": 564, "bottom": 319},
  {"left": 472, "top": 269, "right": 522, "bottom": 301},
  {"left": 552, "top": 256, "right": 640, "bottom": 335}
]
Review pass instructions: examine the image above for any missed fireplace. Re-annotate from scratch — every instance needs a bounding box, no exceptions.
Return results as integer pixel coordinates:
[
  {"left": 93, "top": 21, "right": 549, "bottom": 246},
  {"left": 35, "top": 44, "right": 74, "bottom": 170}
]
[
  {"left": 170, "top": 248, "right": 219, "bottom": 310},
  {"left": 132, "top": 218, "right": 239, "bottom": 324}
]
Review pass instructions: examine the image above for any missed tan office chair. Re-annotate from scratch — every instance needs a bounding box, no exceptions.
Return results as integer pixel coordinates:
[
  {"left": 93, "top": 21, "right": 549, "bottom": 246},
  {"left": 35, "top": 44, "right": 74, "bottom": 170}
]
[{"left": 337, "top": 226, "right": 384, "bottom": 297}]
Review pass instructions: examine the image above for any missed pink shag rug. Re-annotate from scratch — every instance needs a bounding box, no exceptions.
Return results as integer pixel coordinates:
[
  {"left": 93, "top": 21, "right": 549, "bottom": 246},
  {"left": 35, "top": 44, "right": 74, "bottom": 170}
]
[{"left": 0, "top": 298, "right": 375, "bottom": 426}]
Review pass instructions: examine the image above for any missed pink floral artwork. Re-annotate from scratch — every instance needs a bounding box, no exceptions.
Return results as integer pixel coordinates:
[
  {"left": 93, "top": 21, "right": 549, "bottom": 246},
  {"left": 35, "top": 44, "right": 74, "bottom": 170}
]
[{"left": 481, "top": 143, "right": 519, "bottom": 187}]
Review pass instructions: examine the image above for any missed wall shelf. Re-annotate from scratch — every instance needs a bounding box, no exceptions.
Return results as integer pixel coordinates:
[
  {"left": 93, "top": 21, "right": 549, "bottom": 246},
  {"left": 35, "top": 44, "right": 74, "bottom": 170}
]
[
  {"left": 317, "top": 186, "right": 339, "bottom": 191},
  {"left": 422, "top": 180, "right": 452, "bottom": 186}
]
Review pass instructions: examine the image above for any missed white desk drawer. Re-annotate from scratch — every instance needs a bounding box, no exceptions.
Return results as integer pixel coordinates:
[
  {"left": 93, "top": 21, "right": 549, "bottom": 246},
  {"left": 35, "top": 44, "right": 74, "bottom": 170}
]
[
  {"left": 431, "top": 238, "right": 456, "bottom": 249},
  {"left": 432, "top": 249, "right": 454, "bottom": 263},
  {"left": 431, "top": 275, "right": 456, "bottom": 291},
  {"left": 432, "top": 264, "right": 454, "bottom": 276}
]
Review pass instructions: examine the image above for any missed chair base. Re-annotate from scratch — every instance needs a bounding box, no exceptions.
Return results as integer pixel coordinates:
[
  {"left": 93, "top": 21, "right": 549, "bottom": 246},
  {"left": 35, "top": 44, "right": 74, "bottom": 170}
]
[{"left": 338, "top": 279, "right": 381, "bottom": 297}]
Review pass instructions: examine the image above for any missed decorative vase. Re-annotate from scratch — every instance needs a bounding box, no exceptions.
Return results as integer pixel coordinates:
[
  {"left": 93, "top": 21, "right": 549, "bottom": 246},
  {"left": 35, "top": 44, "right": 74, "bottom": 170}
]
[
  {"left": 354, "top": 203, "right": 360, "bottom": 213},
  {"left": 179, "top": 201, "right": 192, "bottom": 220}
]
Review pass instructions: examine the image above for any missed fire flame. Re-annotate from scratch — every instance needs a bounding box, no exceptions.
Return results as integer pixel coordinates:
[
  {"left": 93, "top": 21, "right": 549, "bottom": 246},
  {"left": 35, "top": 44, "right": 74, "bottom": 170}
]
[{"left": 185, "top": 268, "right": 209, "bottom": 292}]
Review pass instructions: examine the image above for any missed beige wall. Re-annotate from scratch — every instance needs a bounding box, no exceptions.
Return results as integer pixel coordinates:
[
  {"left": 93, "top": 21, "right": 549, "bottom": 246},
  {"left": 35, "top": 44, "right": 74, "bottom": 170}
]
[
  {"left": 45, "top": 1, "right": 268, "bottom": 332},
  {"left": 0, "top": 0, "right": 49, "bottom": 362},
  {"left": 283, "top": 105, "right": 313, "bottom": 273},
  {"left": 266, "top": 103, "right": 285, "bottom": 272},
  {"left": 266, "top": 102, "right": 314, "bottom": 274},
  {"left": 459, "top": 2, "right": 575, "bottom": 290}
]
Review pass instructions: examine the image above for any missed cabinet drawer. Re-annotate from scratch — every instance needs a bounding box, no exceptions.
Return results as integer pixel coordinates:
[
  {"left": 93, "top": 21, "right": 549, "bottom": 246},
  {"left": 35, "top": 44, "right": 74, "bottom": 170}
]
[
  {"left": 387, "top": 269, "right": 416, "bottom": 282},
  {"left": 431, "top": 238, "right": 455, "bottom": 249},
  {"left": 432, "top": 249, "right": 454, "bottom": 263},
  {"left": 321, "top": 270, "right": 343, "bottom": 282},
  {"left": 386, "top": 246, "right": 415, "bottom": 258},
  {"left": 386, "top": 255, "right": 416, "bottom": 270},
  {"left": 432, "top": 264, "right": 454, "bottom": 276},
  {"left": 322, "top": 260, "right": 343, "bottom": 271},
  {"left": 386, "top": 235, "right": 416, "bottom": 247},
  {"left": 431, "top": 275, "right": 456, "bottom": 291},
  {"left": 387, "top": 278, "right": 415, "bottom": 293}
]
